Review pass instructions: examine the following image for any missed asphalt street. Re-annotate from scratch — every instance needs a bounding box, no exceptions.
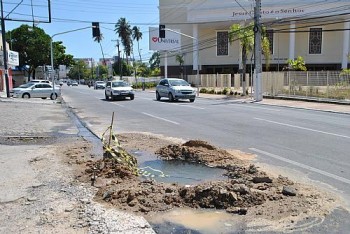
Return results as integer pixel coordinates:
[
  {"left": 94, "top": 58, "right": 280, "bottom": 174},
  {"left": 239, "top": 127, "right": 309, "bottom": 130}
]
[{"left": 61, "top": 85, "right": 350, "bottom": 211}]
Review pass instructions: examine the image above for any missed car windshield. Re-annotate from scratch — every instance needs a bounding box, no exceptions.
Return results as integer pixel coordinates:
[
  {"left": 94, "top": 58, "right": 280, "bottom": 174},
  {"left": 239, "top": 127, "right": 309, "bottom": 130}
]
[
  {"left": 112, "top": 81, "right": 129, "bottom": 87},
  {"left": 96, "top": 81, "right": 104, "bottom": 84},
  {"left": 169, "top": 79, "right": 189, "bottom": 86},
  {"left": 18, "top": 83, "right": 33, "bottom": 88}
]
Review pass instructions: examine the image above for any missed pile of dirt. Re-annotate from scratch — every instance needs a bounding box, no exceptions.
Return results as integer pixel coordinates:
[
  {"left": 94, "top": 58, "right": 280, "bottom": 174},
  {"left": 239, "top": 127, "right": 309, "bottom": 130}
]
[
  {"left": 155, "top": 140, "right": 245, "bottom": 168},
  {"left": 79, "top": 135, "right": 329, "bottom": 219}
]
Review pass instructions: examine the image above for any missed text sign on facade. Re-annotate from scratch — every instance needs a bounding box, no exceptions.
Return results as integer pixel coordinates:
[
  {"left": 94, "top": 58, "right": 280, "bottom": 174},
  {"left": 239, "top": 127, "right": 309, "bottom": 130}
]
[
  {"left": 8, "top": 50, "right": 19, "bottom": 66},
  {"left": 149, "top": 27, "right": 181, "bottom": 51},
  {"left": 187, "top": 0, "right": 349, "bottom": 22}
]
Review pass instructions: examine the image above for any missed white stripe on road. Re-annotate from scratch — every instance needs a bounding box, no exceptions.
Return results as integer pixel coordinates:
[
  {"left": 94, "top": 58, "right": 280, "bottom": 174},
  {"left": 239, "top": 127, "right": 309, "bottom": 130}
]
[
  {"left": 250, "top": 148, "right": 350, "bottom": 185},
  {"left": 255, "top": 117, "right": 350, "bottom": 139},
  {"left": 244, "top": 105, "right": 281, "bottom": 112},
  {"left": 159, "top": 102, "right": 205, "bottom": 110},
  {"left": 112, "top": 103, "right": 124, "bottom": 107},
  {"left": 142, "top": 112, "right": 179, "bottom": 125}
]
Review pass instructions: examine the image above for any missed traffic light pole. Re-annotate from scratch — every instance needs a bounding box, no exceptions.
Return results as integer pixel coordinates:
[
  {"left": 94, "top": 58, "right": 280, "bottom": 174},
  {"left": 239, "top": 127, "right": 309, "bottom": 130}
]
[
  {"left": 161, "top": 27, "right": 200, "bottom": 81},
  {"left": 50, "top": 26, "right": 94, "bottom": 97},
  {"left": 1, "top": 0, "right": 10, "bottom": 98}
]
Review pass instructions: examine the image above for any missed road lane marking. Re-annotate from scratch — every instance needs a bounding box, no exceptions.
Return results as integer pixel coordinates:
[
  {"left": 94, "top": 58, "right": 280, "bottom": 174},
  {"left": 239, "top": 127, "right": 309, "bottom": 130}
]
[
  {"left": 255, "top": 117, "right": 350, "bottom": 139},
  {"left": 244, "top": 105, "right": 281, "bottom": 111},
  {"left": 112, "top": 103, "right": 124, "bottom": 107},
  {"left": 142, "top": 112, "right": 179, "bottom": 125},
  {"left": 250, "top": 148, "right": 350, "bottom": 185},
  {"left": 159, "top": 102, "right": 205, "bottom": 110}
]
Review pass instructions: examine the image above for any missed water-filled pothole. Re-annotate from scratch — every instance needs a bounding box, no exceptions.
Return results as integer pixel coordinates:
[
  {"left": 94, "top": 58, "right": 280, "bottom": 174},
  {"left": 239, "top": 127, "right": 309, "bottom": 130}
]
[{"left": 131, "top": 150, "right": 227, "bottom": 185}]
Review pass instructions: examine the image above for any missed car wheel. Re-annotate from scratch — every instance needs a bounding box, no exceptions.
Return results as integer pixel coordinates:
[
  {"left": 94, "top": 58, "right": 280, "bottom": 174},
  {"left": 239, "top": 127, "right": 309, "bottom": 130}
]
[
  {"left": 189, "top": 99, "right": 195, "bottom": 102},
  {"left": 156, "top": 91, "right": 161, "bottom": 101},
  {"left": 168, "top": 93, "right": 174, "bottom": 102},
  {"left": 105, "top": 92, "right": 109, "bottom": 100},
  {"left": 130, "top": 95, "right": 134, "bottom": 100},
  {"left": 22, "top": 93, "right": 30, "bottom": 99},
  {"left": 50, "top": 93, "right": 58, "bottom": 100},
  {"left": 41, "top": 97, "right": 47, "bottom": 100}
]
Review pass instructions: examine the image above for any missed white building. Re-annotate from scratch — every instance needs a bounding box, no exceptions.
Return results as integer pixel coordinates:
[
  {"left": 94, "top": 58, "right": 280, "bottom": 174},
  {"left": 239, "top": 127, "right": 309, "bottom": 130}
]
[{"left": 158, "top": 0, "right": 350, "bottom": 77}]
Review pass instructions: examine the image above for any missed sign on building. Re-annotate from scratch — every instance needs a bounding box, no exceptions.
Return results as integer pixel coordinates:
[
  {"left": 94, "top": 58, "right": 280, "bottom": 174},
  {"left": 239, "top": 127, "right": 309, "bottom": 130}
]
[
  {"left": 149, "top": 27, "right": 181, "bottom": 51},
  {"left": 8, "top": 50, "right": 19, "bottom": 66}
]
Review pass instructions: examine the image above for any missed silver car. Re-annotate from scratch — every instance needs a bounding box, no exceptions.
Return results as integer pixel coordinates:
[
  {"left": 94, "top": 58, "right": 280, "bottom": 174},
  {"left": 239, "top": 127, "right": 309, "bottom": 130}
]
[
  {"left": 12, "top": 83, "right": 61, "bottom": 100},
  {"left": 156, "top": 78, "right": 196, "bottom": 102},
  {"left": 105, "top": 80, "right": 134, "bottom": 100}
]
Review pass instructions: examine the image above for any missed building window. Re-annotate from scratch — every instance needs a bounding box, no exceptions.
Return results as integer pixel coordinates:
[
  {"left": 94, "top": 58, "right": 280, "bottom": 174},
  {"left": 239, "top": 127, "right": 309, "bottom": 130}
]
[
  {"left": 217, "top": 31, "right": 228, "bottom": 56},
  {"left": 266, "top": 29, "right": 274, "bottom": 54},
  {"left": 309, "top": 28, "right": 322, "bottom": 54}
]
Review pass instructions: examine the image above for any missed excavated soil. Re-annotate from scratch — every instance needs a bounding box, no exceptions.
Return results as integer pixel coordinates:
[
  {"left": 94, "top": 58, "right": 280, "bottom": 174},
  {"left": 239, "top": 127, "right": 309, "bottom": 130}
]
[{"left": 70, "top": 132, "right": 339, "bottom": 223}]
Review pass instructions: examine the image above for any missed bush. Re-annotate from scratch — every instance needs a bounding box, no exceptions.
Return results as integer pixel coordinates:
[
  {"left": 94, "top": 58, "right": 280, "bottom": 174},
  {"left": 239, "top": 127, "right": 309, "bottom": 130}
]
[
  {"left": 208, "top": 89, "right": 215, "bottom": 94},
  {"left": 222, "top": 87, "right": 229, "bottom": 95},
  {"left": 200, "top": 88, "right": 208, "bottom": 93}
]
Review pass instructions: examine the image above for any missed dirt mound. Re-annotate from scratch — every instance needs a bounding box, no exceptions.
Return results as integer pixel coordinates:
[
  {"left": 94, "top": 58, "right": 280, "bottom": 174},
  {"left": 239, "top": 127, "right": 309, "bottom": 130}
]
[
  {"left": 73, "top": 133, "right": 338, "bottom": 226},
  {"left": 79, "top": 138, "right": 303, "bottom": 217},
  {"left": 155, "top": 140, "right": 244, "bottom": 168}
]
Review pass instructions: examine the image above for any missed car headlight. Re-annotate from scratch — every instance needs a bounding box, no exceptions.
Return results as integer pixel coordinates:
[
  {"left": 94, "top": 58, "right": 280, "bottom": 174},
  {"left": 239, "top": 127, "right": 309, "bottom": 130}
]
[{"left": 175, "top": 89, "right": 182, "bottom": 93}]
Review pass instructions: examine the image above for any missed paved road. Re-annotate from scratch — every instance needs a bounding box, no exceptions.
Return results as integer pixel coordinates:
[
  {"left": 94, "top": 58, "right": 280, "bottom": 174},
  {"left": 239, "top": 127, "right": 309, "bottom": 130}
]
[{"left": 61, "top": 85, "right": 350, "bottom": 209}]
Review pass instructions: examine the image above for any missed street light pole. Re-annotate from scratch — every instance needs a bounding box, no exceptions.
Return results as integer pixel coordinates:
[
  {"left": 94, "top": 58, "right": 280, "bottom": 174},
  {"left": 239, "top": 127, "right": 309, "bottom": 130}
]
[
  {"left": 50, "top": 26, "right": 94, "bottom": 98},
  {"left": 162, "top": 28, "right": 200, "bottom": 82}
]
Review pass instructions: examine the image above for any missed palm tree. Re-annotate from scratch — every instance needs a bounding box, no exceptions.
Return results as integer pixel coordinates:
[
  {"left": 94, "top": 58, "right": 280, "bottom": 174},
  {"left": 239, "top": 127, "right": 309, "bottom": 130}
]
[
  {"left": 229, "top": 23, "right": 270, "bottom": 95},
  {"left": 93, "top": 33, "right": 106, "bottom": 66},
  {"left": 115, "top": 18, "right": 132, "bottom": 63},
  {"left": 132, "top": 26, "right": 143, "bottom": 62},
  {"left": 175, "top": 54, "right": 184, "bottom": 78}
]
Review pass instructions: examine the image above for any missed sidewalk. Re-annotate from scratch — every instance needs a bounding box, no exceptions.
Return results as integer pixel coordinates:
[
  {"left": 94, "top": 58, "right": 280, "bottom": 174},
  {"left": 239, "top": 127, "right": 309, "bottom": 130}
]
[
  {"left": 0, "top": 98, "right": 155, "bottom": 233},
  {"left": 197, "top": 93, "right": 350, "bottom": 114}
]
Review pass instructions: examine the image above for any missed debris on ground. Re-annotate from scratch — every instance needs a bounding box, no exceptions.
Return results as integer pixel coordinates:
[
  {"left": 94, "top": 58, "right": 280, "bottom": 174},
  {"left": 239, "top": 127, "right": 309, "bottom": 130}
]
[{"left": 75, "top": 133, "right": 338, "bottom": 222}]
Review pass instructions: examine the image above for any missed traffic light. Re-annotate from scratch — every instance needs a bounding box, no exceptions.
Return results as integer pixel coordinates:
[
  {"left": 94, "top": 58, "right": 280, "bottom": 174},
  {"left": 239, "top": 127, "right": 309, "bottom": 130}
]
[
  {"left": 92, "top": 22, "right": 100, "bottom": 37},
  {"left": 159, "top": 24, "right": 165, "bottom": 38}
]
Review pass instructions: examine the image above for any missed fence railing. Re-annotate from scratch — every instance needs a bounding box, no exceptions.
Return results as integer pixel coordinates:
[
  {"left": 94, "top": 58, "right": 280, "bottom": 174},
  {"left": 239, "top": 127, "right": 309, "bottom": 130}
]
[{"left": 187, "top": 71, "right": 350, "bottom": 100}]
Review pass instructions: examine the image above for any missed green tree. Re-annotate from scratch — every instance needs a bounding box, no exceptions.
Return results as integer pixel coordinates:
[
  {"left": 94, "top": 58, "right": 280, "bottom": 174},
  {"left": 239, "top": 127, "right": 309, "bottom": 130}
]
[
  {"left": 6, "top": 25, "right": 50, "bottom": 79},
  {"left": 52, "top": 41, "right": 75, "bottom": 69},
  {"left": 175, "top": 54, "right": 184, "bottom": 76},
  {"left": 115, "top": 18, "right": 132, "bottom": 62},
  {"left": 68, "top": 60, "right": 89, "bottom": 80},
  {"left": 229, "top": 23, "right": 270, "bottom": 95},
  {"left": 96, "top": 64, "right": 108, "bottom": 79},
  {"left": 286, "top": 56, "right": 307, "bottom": 71},
  {"left": 6, "top": 24, "right": 74, "bottom": 79},
  {"left": 112, "top": 59, "right": 132, "bottom": 76},
  {"left": 149, "top": 51, "right": 160, "bottom": 70},
  {"left": 132, "top": 26, "right": 143, "bottom": 62}
]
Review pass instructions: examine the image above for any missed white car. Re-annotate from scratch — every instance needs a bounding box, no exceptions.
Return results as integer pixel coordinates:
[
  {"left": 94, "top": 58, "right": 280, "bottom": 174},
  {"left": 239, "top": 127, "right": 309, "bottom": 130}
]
[
  {"left": 12, "top": 83, "right": 61, "bottom": 100},
  {"left": 105, "top": 80, "right": 134, "bottom": 100},
  {"left": 156, "top": 78, "right": 196, "bottom": 102}
]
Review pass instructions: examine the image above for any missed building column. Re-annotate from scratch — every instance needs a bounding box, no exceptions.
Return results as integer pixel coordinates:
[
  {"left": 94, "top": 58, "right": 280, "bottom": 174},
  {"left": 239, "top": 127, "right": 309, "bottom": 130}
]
[
  {"left": 289, "top": 21, "right": 295, "bottom": 60},
  {"left": 192, "top": 24, "right": 198, "bottom": 71},
  {"left": 342, "top": 21, "right": 350, "bottom": 69}
]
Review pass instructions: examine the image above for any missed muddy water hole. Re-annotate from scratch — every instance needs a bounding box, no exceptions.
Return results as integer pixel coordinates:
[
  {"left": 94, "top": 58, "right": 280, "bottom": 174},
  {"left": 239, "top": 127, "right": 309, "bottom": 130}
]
[{"left": 67, "top": 132, "right": 342, "bottom": 233}]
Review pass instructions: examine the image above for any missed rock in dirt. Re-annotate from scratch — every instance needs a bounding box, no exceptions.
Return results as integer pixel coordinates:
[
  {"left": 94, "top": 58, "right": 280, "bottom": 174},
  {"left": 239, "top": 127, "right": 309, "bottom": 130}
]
[
  {"left": 252, "top": 176, "right": 273, "bottom": 183},
  {"left": 282, "top": 186, "right": 297, "bottom": 196}
]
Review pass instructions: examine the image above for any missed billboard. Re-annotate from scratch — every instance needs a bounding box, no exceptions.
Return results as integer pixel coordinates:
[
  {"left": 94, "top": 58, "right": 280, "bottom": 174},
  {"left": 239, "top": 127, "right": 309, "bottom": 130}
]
[{"left": 149, "top": 27, "right": 181, "bottom": 51}]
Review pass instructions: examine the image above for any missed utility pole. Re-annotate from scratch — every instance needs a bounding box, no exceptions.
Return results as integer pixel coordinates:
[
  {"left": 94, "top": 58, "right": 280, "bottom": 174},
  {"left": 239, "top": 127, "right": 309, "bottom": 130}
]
[
  {"left": 1, "top": 0, "right": 10, "bottom": 97},
  {"left": 254, "top": 0, "right": 262, "bottom": 101},
  {"left": 112, "top": 39, "right": 121, "bottom": 79}
]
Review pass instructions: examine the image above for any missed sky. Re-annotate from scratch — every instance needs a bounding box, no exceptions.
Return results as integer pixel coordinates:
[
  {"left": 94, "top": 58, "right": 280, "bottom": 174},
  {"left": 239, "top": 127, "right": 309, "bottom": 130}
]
[{"left": 4, "top": 0, "right": 159, "bottom": 63}]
